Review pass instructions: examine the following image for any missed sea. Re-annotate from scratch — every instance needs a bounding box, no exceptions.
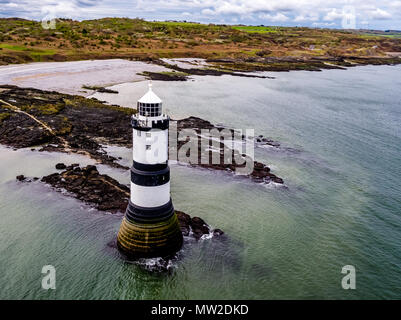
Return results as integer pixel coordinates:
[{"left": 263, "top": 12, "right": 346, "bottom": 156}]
[{"left": 0, "top": 62, "right": 400, "bottom": 299}]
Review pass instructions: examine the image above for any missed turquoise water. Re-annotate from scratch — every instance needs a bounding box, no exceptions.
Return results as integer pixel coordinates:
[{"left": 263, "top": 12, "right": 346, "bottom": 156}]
[{"left": 1, "top": 65, "right": 400, "bottom": 299}]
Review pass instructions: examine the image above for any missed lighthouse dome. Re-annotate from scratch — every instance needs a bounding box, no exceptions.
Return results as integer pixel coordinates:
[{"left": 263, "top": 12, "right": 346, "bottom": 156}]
[
  {"left": 138, "top": 82, "right": 162, "bottom": 104},
  {"left": 137, "top": 82, "right": 163, "bottom": 117}
]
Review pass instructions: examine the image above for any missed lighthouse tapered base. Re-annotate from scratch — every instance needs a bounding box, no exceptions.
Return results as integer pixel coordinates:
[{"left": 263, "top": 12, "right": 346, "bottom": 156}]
[{"left": 117, "top": 200, "right": 183, "bottom": 259}]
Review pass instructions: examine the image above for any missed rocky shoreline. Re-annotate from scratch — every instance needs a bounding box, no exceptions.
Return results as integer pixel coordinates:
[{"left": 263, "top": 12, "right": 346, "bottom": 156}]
[
  {"left": 203, "top": 56, "right": 401, "bottom": 73},
  {"left": 82, "top": 85, "right": 119, "bottom": 94},
  {"left": 176, "top": 116, "right": 283, "bottom": 184},
  {"left": 0, "top": 85, "right": 283, "bottom": 184},
  {"left": 138, "top": 56, "right": 401, "bottom": 81},
  {"left": 147, "top": 58, "right": 275, "bottom": 80},
  {"left": 18, "top": 164, "right": 223, "bottom": 241}
]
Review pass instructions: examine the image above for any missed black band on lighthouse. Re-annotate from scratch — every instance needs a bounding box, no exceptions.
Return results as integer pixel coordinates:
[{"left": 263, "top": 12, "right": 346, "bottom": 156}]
[
  {"left": 131, "top": 167, "right": 170, "bottom": 186},
  {"left": 131, "top": 118, "right": 169, "bottom": 130},
  {"left": 125, "top": 199, "right": 175, "bottom": 223},
  {"left": 133, "top": 160, "right": 168, "bottom": 172}
]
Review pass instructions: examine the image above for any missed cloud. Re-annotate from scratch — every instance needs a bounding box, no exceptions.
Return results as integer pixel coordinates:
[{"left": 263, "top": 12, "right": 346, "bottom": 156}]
[
  {"left": 259, "top": 13, "right": 289, "bottom": 23},
  {"left": 5, "top": 2, "right": 19, "bottom": 7},
  {"left": 323, "top": 9, "right": 343, "bottom": 22},
  {"left": 368, "top": 8, "right": 392, "bottom": 20},
  {"left": 294, "top": 12, "right": 320, "bottom": 23},
  {"left": 0, "top": 0, "right": 400, "bottom": 29},
  {"left": 312, "top": 22, "right": 335, "bottom": 27}
]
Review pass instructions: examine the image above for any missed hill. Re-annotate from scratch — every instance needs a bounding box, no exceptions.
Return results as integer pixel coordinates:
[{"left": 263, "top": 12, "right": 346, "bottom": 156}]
[{"left": 1, "top": 18, "right": 401, "bottom": 71}]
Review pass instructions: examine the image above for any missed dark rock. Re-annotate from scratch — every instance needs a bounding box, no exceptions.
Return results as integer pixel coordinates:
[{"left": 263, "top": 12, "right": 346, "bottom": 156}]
[
  {"left": 153, "top": 59, "right": 272, "bottom": 79},
  {"left": 176, "top": 117, "right": 284, "bottom": 184},
  {"left": 140, "top": 71, "right": 188, "bottom": 81},
  {"left": 82, "top": 85, "right": 119, "bottom": 94},
  {"left": 55, "top": 163, "right": 67, "bottom": 170},
  {"left": 176, "top": 211, "right": 191, "bottom": 236},
  {"left": 191, "top": 216, "right": 207, "bottom": 227},
  {"left": 82, "top": 165, "right": 98, "bottom": 176},
  {"left": 191, "top": 216, "right": 211, "bottom": 239},
  {"left": 41, "top": 165, "right": 129, "bottom": 214},
  {"left": 255, "top": 135, "right": 280, "bottom": 147},
  {"left": 213, "top": 229, "right": 224, "bottom": 236},
  {"left": 16, "top": 175, "right": 25, "bottom": 181},
  {"left": 39, "top": 166, "right": 223, "bottom": 240},
  {"left": 96, "top": 87, "right": 118, "bottom": 94}
]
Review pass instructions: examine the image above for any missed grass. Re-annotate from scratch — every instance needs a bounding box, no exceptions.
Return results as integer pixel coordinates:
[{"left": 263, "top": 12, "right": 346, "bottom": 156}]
[
  {"left": 0, "top": 43, "right": 56, "bottom": 62},
  {"left": 0, "top": 43, "right": 55, "bottom": 54},
  {"left": 56, "top": 116, "right": 73, "bottom": 135},
  {"left": 0, "top": 112, "right": 11, "bottom": 122},
  {"left": 63, "top": 97, "right": 137, "bottom": 115},
  {"left": 367, "top": 34, "right": 401, "bottom": 39},
  {"left": 159, "top": 71, "right": 190, "bottom": 76},
  {"left": 20, "top": 103, "right": 65, "bottom": 115},
  {"left": 0, "top": 44, "right": 27, "bottom": 50},
  {"left": 232, "top": 26, "right": 279, "bottom": 33}
]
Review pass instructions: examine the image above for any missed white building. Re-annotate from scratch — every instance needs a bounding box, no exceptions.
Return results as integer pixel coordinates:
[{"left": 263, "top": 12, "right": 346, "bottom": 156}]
[{"left": 117, "top": 82, "right": 182, "bottom": 259}]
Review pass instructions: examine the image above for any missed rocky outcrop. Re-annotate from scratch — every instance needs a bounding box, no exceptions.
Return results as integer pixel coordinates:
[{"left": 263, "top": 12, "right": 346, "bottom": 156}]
[
  {"left": 0, "top": 85, "right": 133, "bottom": 169},
  {"left": 175, "top": 116, "right": 284, "bottom": 184},
  {"left": 176, "top": 211, "right": 223, "bottom": 240},
  {"left": 1, "top": 86, "right": 283, "bottom": 184},
  {"left": 55, "top": 163, "right": 67, "bottom": 170},
  {"left": 139, "top": 71, "right": 188, "bottom": 81},
  {"left": 37, "top": 164, "right": 223, "bottom": 240},
  {"left": 82, "top": 85, "right": 119, "bottom": 94},
  {"left": 256, "top": 134, "right": 280, "bottom": 147},
  {"left": 152, "top": 58, "right": 274, "bottom": 79},
  {"left": 16, "top": 175, "right": 26, "bottom": 181},
  {"left": 41, "top": 164, "right": 129, "bottom": 213}
]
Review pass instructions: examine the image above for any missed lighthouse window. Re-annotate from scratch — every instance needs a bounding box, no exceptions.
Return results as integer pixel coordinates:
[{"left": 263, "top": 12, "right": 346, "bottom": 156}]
[
  {"left": 139, "top": 103, "right": 162, "bottom": 117},
  {"left": 137, "top": 131, "right": 141, "bottom": 137},
  {"left": 146, "top": 145, "right": 151, "bottom": 150},
  {"left": 146, "top": 132, "right": 151, "bottom": 137}
]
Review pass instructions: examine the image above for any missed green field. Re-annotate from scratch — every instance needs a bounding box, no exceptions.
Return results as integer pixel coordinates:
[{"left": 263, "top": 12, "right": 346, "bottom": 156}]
[{"left": 232, "top": 26, "right": 279, "bottom": 33}]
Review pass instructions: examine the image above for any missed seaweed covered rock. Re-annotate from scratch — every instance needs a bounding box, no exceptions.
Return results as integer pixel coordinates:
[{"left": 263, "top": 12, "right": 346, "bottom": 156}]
[
  {"left": 176, "top": 211, "right": 224, "bottom": 239},
  {"left": 41, "top": 165, "right": 130, "bottom": 213},
  {"left": 39, "top": 166, "right": 223, "bottom": 241}
]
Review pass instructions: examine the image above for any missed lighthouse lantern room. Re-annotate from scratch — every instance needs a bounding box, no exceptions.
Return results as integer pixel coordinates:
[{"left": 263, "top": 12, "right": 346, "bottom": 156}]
[{"left": 117, "top": 82, "right": 183, "bottom": 259}]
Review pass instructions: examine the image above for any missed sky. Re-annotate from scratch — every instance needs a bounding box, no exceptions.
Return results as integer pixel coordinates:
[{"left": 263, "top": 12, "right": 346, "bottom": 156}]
[{"left": 0, "top": 0, "right": 400, "bottom": 30}]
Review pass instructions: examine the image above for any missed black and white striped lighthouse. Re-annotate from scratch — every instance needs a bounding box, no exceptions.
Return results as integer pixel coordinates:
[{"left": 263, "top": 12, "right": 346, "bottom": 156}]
[{"left": 117, "top": 82, "right": 183, "bottom": 259}]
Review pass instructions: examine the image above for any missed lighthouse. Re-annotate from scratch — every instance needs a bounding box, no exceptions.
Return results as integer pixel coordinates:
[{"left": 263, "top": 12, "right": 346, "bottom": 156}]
[{"left": 117, "top": 82, "right": 183, "bottom": 259}]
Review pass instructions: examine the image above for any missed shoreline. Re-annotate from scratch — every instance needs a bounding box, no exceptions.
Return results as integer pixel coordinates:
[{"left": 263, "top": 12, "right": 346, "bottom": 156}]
[
  {"left": 2, "top": 18, "right": 400, "bottom": 87},
  {"left": 1, "top": 56, "right": 401, "bottom": 88}
]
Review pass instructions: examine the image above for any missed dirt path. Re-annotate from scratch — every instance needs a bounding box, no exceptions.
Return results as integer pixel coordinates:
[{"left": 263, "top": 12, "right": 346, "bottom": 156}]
[
  {"left": 100, "top": 177, "right": 130, "bottom": 197},
  {"left": 0, "top": 98, "right": 71, "bottom": 148},
  {"left": 0, "top": 98, "right": 100, "bottom": 161}
]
